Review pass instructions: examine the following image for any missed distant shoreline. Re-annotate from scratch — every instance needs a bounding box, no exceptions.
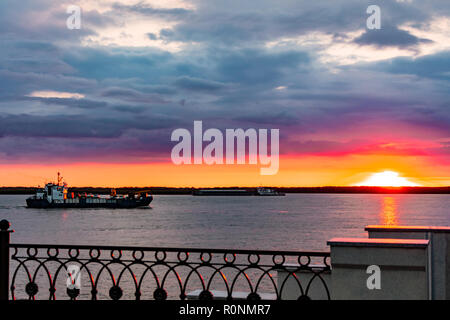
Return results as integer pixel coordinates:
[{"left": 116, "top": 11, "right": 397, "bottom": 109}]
[{"left": 1, "top": 186, "right": 449, "bottom": 195}]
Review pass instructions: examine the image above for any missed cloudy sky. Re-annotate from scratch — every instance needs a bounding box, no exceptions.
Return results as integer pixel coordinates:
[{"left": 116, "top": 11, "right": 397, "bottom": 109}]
[{"left": 0, "top": 0, "right": 449, "bottom": 187}]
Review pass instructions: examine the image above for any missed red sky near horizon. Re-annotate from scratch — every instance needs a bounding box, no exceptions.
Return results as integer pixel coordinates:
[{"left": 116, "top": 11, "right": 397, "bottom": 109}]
[{"left": 0, "top": 1, "right": 449, "bottom": 187}]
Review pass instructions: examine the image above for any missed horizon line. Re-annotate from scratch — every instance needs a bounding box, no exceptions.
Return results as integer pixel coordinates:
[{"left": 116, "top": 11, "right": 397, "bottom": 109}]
[{"left": 1, "top": 185, "right": 449, "bottom": 189}]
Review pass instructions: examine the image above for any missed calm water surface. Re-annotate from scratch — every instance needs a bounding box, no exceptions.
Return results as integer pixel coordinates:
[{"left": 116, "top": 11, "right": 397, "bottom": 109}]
[{"left": 1, "top": 194, "right": 449, "bottom": 251}]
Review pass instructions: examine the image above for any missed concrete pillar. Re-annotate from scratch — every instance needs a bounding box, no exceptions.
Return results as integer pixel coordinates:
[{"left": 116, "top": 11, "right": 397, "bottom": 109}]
[
  {"left": 366, "top": 225, "right": 450, "bottom": 300},
  {"left": 328, "top": 238, "right": 430, "bottom": 300}
]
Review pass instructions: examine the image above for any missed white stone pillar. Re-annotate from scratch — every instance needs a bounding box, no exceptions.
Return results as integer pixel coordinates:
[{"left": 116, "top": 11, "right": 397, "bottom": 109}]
[
  {"left": 366, "top": 225, "right": 450, "bottom": 300},
  {"left": 328, "top": 238, "right": 430, "bottom": 300}
]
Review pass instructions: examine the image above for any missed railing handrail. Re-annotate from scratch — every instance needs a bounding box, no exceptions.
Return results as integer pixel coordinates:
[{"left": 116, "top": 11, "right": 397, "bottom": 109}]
[
  {"left": 3, "top": 220, "right": 332, "bottom": 300},
  {"left": 9, "top": 242, "right": 330, "bottom": 257}
]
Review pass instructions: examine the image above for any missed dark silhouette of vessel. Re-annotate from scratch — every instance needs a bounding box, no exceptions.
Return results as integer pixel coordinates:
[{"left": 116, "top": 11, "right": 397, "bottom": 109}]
[
  {"left": 192, "top": 187, "right": 285, "bottom": 196},
  {"left": 26, "top": 173, "right": 153, "bottom": 208}
]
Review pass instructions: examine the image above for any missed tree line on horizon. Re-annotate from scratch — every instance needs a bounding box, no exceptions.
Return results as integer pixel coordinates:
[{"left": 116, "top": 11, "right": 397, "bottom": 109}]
[{"left": 0, "top": 186, "right": 449, "bottom": 195}]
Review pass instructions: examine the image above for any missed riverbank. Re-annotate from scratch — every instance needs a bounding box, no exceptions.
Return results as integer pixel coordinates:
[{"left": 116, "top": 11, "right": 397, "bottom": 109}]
[{"left": 1, "top": 186, "right": 449, "bottom": 195}]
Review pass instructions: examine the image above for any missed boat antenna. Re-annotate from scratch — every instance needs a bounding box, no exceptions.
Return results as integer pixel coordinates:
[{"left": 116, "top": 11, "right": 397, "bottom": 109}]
[{"left": 57, "top": 172, "right": 62, "bottom": 186}]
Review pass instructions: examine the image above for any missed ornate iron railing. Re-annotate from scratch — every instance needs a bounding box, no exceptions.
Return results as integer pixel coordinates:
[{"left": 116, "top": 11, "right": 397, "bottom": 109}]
[{"left": 0, "top": 220, "right": 331, "bottom": 300}]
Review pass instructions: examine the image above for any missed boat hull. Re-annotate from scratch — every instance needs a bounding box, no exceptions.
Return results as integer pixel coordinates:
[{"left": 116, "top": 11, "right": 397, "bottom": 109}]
[{"left": 26, "top": 196, "right": 153, "bottom": 209}]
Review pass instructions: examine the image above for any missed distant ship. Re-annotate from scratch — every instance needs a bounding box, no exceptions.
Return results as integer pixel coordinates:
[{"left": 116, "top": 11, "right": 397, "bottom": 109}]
[
  {"left": 255, "top": 187, "right": 285, "bottom": 196},
  {"left": 192, "top": 187, "right": 285, "bottom": 196},
  {"left": 26, "top": 173, "right": 153, "bottom": 209}
]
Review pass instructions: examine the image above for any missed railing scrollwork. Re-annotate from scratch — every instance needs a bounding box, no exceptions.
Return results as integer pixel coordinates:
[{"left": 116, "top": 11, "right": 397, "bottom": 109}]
[{"left": 1, "top": 220, "right": 331, "bottom": 300}]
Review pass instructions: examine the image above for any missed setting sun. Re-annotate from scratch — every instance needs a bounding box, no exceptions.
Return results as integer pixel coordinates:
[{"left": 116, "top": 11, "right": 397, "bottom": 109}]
[{"left": 355, "top": 171, "right": 421, "bottom": 187}]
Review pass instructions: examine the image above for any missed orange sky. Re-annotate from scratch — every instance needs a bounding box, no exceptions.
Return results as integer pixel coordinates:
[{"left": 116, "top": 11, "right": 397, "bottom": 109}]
[{"left": 1, "top": 153, "right": 447, "bottom": 187}]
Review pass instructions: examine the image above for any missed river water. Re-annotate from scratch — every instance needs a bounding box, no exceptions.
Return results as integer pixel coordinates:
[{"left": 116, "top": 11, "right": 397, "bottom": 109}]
[{"left": 1, "top": 193, "right": 449, "bottom": 251}]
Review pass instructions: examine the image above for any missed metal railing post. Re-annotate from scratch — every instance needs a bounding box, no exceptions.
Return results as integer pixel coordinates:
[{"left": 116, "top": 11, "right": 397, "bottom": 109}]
[{"left": 0, "top": 220, "right": 13, "bottom": 300}]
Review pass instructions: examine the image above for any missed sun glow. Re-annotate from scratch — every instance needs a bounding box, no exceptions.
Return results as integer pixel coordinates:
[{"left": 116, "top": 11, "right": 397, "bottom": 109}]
[{"left": 356, "top": 171, "right": 421, "bottom": 187}]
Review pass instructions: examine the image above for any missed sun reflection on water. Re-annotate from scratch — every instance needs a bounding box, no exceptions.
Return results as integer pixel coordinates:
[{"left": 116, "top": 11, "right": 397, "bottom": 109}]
[{"left": 380, "top": 196, "right": 399, "bottom": 226}]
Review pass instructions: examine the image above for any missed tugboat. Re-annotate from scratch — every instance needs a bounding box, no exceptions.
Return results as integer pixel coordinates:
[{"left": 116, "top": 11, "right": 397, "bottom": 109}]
[{"left": 26, "top": 173, "right": 153, "bottom": 209}]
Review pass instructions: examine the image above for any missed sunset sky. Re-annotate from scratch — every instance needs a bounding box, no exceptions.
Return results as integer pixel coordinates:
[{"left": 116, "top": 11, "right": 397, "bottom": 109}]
[{"left": 0, "top": 0, "right": 449, "bottom": 187}]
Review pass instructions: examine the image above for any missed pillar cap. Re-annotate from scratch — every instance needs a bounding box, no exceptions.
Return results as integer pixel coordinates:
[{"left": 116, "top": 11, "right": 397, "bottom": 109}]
[
  {"left": 327, "top": 237, "right": 429, "bottom": 248},
  {"left": 365, "top": 225, "right": 450, "bottom": 233}
]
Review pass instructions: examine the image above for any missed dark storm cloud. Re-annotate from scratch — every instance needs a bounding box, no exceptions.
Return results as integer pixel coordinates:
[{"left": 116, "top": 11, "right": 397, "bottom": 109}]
[
  {"left": 173, "top": 76, "right": 229, "bottom": 92},
  {"left": 0, "top": 40, "right": 74, "bottom": 75},
  {"left": 100, "top": 87, "right": 168, "bottom": 104},
  {"left": 25, "top": 97, "right": 108, "bottom": 109},
  {"left": 112, "top": 3, "right": 192, "bottom": 18},
  {"left": 0, "top": 69, "right": 96, "bottom": 100},
  {"left": 214, "top": 49, "right": 309, "bottom": 85},
  {"left": 62, "top": 47, "right": 172, "bottom": 81},
  {"left": 371, "top": 51, "right": 450, "bottom": 81},
  {"left": 233, "top": 111, "right": 299, "bottom": 127},
  {"left": 0, "top": 113, "right": 177, "bottom": 138},
  {"left": 0, "top": 0, "right": 449, "bottom": 162},
  {"left": 158, "top": 0, "right": 430, "bottom": 46},
  {"left": 354, "top": 26, "right": 432, "bottom": 48},
  {"left": 147, "top": 33, "right": 158, "bottom": 40},
  {"left": 111, "top": 105, "right": 147, "bottom": 114},
  {"left": 0, "top": 131, "right": 174, "bottom": 164}
]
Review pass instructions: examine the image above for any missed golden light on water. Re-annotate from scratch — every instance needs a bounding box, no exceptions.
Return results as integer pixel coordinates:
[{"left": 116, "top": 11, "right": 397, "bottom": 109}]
[
  {"left": 356, "top": 171, "right": 421, "bottom": 187},
  {"left": 380, "top": 196, "right": 399, "bottom": 226}
]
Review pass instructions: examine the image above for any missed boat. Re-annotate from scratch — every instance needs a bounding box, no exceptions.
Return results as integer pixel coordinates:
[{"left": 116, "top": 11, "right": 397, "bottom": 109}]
[
  {"left": 26, "top": 173, "right": 153, "bottom": 209},
  {"left": 255, "top": 187, "right": 285, "bottom": 196},
  {"left": 192, "top": 187, "right": 285, "bottom": 196}
]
